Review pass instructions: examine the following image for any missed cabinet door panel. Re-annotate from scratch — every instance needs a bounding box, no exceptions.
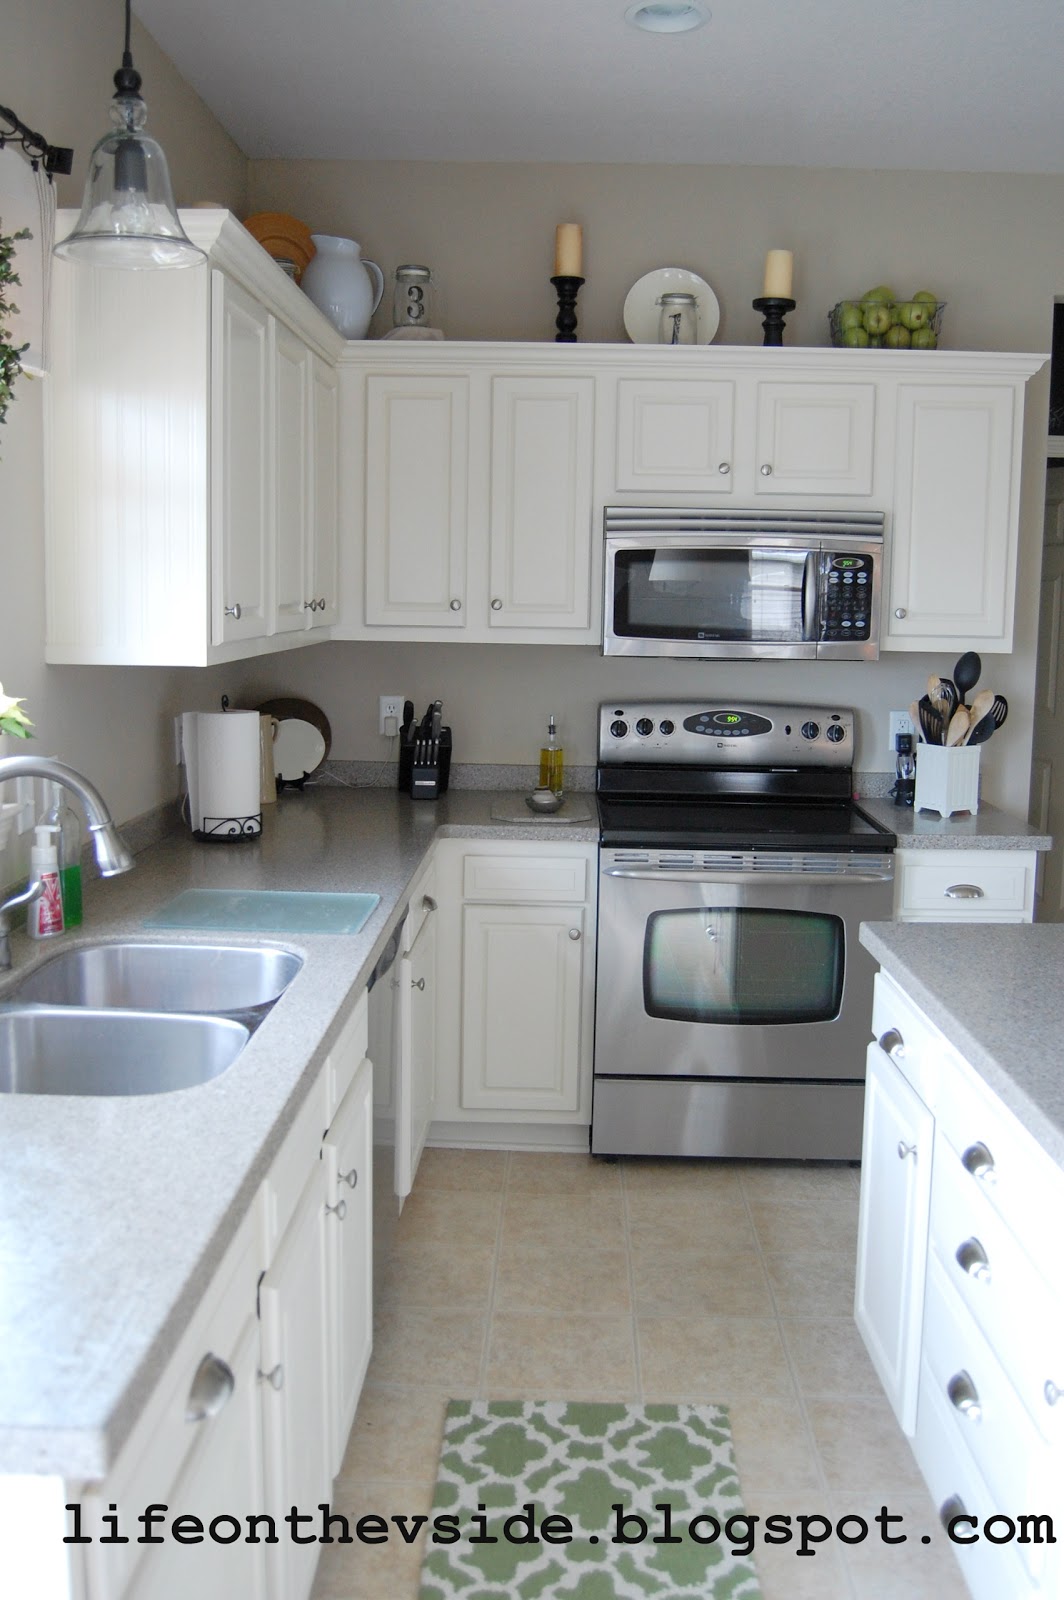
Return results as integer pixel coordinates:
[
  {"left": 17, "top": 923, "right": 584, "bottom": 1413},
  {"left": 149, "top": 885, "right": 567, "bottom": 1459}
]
[
  {"left": 365, "top": 375, "right": 469, "bottom": 625},
  {"left": 855, "top": 1041, "right": 934, "bottom": 1434},
  {"left": 754, "top": 381, "right": 875, "bottom": 495},
  {"left": 309, "top": 356, "right": 339, "bottom": 625},
  {"left": 323, "top": 1063, "right": 373, "bottom": 1477},
  {"left": 211, "top": 273, "right": 270, "bottom": 644},
  {"left": 460, "top": 904, "right": 584, "bottom": 1111},
  {"left": 488, "top": 377, "right": 594, "bottom": 628},
  {"left": 887, "top": 384, "right": 1017, "bottom": 649},
  {"left": 272, "top": 321, "right": 310, "bottom": 634},
  {"left": 614, "top": 379, "right": 735, "bottom": 492}
]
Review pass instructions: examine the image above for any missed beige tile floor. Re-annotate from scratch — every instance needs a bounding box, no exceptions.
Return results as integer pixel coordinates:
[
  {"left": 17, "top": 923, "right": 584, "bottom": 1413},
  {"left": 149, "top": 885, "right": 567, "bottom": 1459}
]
[{"left": 312, "top": 1150, "right": 971, "bottom": 1600}]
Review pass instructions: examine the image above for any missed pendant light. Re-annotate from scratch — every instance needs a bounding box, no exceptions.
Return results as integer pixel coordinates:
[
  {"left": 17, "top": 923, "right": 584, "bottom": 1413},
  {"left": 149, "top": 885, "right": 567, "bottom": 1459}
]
[{"left": 53, "top": 0, "right": 204, "bottom": 268}]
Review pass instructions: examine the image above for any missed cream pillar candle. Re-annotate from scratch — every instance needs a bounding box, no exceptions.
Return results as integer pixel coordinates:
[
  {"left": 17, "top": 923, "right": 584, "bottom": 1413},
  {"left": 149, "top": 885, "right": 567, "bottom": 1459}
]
[
  {"left": 554, "top": 222, "right": 583, "bottom": 277},
  {"left": 762, "top": 249, "right": 794, "bottom": 298}
]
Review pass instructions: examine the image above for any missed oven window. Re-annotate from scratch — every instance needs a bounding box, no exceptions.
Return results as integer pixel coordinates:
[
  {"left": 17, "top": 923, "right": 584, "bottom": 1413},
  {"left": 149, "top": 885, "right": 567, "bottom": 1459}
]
[
  {"left": 614, "top": 548, "right": 810, "bottom": 642},
  {"left": 643, "top": 908, "right": 844, "bottom": 1025}
]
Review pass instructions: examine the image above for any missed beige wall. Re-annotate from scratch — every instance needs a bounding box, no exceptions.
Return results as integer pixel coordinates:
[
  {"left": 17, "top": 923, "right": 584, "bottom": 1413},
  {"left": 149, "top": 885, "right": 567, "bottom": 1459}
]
[
  {"left": 246, "top": 158, "right": 1064, "bottom": 811},
  {"left": 1, "top": 0, "right": 247, "bottom": 831}
]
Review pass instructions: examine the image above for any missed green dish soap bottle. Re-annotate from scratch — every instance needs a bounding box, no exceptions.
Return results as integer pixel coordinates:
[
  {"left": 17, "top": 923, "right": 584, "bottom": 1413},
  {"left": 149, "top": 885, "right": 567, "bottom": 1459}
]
[
  {"left": 538, "top": 715, "right": 564, "bottom": 795},
  {"left": 42, "top": 781, "right": 83, "bottom": 927}
]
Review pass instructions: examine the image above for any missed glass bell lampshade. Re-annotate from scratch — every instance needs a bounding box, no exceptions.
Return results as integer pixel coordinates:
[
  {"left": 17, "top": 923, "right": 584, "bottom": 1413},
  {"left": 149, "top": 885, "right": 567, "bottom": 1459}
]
[{"left": 53, "top": 11, "right": 204, "bottom": 269}]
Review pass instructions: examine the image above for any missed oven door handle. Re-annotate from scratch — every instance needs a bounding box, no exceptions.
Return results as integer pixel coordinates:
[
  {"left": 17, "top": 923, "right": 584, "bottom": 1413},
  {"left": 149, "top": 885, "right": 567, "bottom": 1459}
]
[{"left": 602, "top": 867, "right": 894, "bottom": 886}]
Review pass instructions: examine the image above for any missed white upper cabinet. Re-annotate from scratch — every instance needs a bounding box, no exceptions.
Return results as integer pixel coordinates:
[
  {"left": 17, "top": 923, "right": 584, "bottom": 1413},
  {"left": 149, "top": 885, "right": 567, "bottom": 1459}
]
[
  {"left": 752, "top": 380, "right": 876, "bottom": 496},
  {"left": 613, "top": 378, "right": 736, "bottom": 493},
  {"left": 46, "top": 209, "right": 342, "bottom": 667}
]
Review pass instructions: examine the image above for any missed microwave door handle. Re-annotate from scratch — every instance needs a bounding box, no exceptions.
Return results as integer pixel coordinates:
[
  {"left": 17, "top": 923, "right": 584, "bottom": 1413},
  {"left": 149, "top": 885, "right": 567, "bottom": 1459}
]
[{"left": 801, "top": 552, "right": 819, "bottom": 642}]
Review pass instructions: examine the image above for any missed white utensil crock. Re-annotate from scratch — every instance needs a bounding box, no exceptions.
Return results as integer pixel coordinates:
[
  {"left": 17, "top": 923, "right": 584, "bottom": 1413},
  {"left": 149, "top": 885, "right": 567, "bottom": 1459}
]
[{"left": 301, "top": 235, "right": 384, "bottom": 339}]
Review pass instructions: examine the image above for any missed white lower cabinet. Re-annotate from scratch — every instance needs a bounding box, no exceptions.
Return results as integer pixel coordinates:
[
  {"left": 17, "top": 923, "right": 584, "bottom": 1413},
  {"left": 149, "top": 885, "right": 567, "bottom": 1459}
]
[
  {"left": 857, "top": 970, "right": 1064, "bottom": 1599},
  {"left": 894, "top": 848, "right": 1037, "bottom": 922},
  {"left": 432, "top": 840, "right": 596, "bottom": 1129},
  {"left": 322, "top": 1060, "right": 374, "bottom": 1477},
  {"left": 396, "top": 872, "right": 438, "bottom": 1202}
]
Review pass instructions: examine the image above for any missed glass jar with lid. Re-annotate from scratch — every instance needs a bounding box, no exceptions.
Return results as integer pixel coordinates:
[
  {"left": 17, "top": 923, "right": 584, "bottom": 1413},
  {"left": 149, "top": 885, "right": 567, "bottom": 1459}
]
[
  {"left": 657, "top": 291, "right": 698, "bottom": 345},
  {"left": 393, "top": 264, "right": 436, "bottom": 330}
]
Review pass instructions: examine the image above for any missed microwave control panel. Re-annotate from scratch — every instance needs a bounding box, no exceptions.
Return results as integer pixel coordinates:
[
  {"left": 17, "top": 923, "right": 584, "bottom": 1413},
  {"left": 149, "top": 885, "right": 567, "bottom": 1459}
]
[{"left": 819, "top": 552, "right": 874, "bottom": 642}]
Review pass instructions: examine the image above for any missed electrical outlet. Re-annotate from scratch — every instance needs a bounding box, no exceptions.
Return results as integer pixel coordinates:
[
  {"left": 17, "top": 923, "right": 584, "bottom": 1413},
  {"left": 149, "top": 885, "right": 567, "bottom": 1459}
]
[
  {"left": 379, "top": 694, "right": 405, "bottom": 737},
  {"left": 889, "top": 710, "right": 915, "bottom": 752}
]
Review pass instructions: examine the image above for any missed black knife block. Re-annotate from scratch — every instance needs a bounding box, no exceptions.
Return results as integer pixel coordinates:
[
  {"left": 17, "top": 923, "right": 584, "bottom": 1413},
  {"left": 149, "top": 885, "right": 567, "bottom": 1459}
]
[{"left": 398, "top": 727, "right": 452, "bottom": 800}]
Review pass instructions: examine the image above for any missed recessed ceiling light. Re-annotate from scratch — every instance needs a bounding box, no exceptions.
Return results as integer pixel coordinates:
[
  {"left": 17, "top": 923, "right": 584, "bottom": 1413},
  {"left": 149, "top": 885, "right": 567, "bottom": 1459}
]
[{"left": 624, "top": 2, "right": 711, "bottom": 34}]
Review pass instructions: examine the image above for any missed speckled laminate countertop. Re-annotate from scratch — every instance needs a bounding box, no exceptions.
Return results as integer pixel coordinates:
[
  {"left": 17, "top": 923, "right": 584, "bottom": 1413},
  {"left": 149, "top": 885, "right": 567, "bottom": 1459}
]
[
  {"left": 0, "top": 787, "right": 598, "bottom": 1479},
  {"left": 856, "top": 796, "right": 1051, "bottom": 850},
  {"left": 860, "top": 921, "right": 1064, "bottom": 1170}
]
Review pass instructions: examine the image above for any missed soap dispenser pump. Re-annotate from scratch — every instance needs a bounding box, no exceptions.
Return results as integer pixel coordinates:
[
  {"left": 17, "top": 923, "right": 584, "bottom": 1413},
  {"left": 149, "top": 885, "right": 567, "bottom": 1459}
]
[{"left": 28, "top": 825, "right": 65, "bottom": 939}]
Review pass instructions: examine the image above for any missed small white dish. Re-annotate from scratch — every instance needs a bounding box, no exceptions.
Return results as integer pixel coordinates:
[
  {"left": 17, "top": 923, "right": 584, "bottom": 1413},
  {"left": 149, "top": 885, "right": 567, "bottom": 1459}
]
[
  {"left": 623, "top": 267, "right": 720, "bottom": 344},
  {"left": 526, "top": 788, "right": 564, "bottom": 814}
]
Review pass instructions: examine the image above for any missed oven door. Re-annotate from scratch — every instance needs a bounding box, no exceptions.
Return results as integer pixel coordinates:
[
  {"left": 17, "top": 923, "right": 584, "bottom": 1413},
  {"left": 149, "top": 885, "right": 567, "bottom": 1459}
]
[
  {"left": 594, "top": 853, "right": 894, "bottom": 1083},
  {"left": 604, "top": 534, "right": 819, "bottom": 660}
]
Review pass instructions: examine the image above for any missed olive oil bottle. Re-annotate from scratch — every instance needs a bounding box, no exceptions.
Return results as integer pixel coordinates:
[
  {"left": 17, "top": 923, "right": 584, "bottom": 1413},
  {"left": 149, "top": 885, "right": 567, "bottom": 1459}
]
[{"left": 538, "top": 714, "right": 564, "bottom": 795}]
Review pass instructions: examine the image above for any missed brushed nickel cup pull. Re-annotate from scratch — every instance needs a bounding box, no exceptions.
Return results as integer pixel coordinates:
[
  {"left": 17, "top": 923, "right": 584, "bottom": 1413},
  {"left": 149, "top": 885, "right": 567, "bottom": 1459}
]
[
  {"left": 955, "top": 1237, "right": 992, "bottom": 1282},
  {"left": 224, "top": 602, "right": 242, "bottom": 620},
  {"left": 326, "top": 1197, "right": 348, "bottom": 1221},
  {"left": 897, "top": 1140, "right": 917, "bottom": 1160},
  {"left": 947, "top": 1370, "right": 982, "bottom": 1423},
  {"left": 422, "top": 895, "right": 438, "bottom": 914},
  {"left": 257, "top": 1362, "right": 284, "bottom": 1391},
  {"left": 878, "top": 1027, "right": 905, "bottom": 1058},
  {"left": 340, "top": 1166, "right": 359, "bottom": 1190},
  {"left": 962, "top": 1142, "right": 997, "bottom": 1183},
  {"left": 945, "top": 883, "right": 985, "bottom": 899},
  {"left": 185, "top": 1353, "right": 235, "bottom": 1422},
  {"left": 450, "top": 598, "right": 462, "bottom": 611}
]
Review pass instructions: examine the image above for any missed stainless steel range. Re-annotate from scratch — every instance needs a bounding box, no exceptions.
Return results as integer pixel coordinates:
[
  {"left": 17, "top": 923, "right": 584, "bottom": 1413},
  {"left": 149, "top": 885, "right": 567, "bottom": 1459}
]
[{"left": 592, "top": 700, "right": 896, "bottom": 1161}]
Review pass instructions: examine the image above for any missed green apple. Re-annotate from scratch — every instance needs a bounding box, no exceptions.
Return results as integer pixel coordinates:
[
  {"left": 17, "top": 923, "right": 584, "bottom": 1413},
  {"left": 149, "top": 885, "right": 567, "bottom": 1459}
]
[
  {"left": 862, "top": 303, "right": 892, "bottom": 336},
  {"left": 912, "top": 289, "right": 939, "bottom": 305},
  {"left": 862, "top": 285, "right": 897, "bottom": 304},
  {"left": 843, "top": 325, "right": 870, "bottom": 347},
  {"left": 837, "top": 302, "right": 864, "bottom": 331},
  {"left": 911, "top": 326, "right": 938, "bottom": 349},
  {"left": 884, "top": 323, "right": 912, "bottom": 348},
  {"left": 898, "top": 300, "right": 930, "bottom": 331}
]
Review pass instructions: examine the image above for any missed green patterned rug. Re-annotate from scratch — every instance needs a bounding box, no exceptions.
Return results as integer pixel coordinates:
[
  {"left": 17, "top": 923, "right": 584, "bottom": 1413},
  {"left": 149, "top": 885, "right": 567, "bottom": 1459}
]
[{"left": 419, "top": 1399, "right": 763, "bottom": 1599}]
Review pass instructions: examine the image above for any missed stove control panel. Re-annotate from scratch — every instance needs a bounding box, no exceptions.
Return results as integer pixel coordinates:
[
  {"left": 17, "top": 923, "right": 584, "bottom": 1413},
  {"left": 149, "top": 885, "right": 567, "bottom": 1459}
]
[{"left": 599, "top": 702, "right": 853, "bottom": 765}]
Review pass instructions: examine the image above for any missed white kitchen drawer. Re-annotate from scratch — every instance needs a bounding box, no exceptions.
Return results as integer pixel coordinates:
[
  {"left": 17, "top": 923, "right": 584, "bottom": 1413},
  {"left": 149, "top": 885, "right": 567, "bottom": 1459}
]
[
  {"left": 932, "top": 1054, "right": 1064, "bottom": 1284},
  {"left": 922, "top": 1252, "right": 1055, "bottom": 1509},
  {"left": 894, "top": 849, "right": 1036, "bottom": 922},
  {"left": 264, "top": 1064, "right": 330, "bottom": 1251},
  {"left": 913, "top": 1352, "right": 1049, "bottom": 1599},
  {"left": 870, "top": 969, "right": 958, "bottom": 1106},
  {"left": 326, "top": 989, "right": 369, "bottom": 1117},
  {"left": 930, "top": 1125, "right": 1064, "bottom": 1446},
  {"left": 81, "top": 1195, "right": 266, "bottom": 1599},
  {"left": 462, "top": 852, "right": 588, "bottom": 903}
]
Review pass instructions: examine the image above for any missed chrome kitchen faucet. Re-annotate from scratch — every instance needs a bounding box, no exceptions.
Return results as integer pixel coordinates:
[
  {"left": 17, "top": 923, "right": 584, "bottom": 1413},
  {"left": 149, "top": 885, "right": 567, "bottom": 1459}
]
[{"left": 0, "top": 757, "right": 134, "bottom": 969}]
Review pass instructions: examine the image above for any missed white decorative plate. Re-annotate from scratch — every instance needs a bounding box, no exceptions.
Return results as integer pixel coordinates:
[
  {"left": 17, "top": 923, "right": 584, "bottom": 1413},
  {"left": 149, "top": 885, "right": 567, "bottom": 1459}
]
[{"left": 623, "top": 267, "right": 720, "bottom": 344}]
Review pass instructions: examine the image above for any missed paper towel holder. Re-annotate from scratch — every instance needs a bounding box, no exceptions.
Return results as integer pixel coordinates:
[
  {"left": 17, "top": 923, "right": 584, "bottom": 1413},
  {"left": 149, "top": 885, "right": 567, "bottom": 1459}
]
[{"left": 181, "top": 705, "right": 263, "bottom": 842}]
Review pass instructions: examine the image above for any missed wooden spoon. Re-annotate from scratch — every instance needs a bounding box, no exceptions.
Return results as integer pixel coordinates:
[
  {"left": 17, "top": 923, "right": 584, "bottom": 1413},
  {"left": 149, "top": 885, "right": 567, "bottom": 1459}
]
[
  {"left": 946, "top": 705, "right": 970, "bottom": 746},
  {"left": 966, "top": 688, "right": 994, "bottom": 731}
]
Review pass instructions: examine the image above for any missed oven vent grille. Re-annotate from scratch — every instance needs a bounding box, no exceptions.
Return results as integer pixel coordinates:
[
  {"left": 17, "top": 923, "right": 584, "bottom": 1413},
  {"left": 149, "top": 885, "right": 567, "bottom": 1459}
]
[
  {"left": 604, "top": 507, "right": 886, "bottom": 540},
  {"left": 604, "top": 850, "right": 894, "bottom": 877}
]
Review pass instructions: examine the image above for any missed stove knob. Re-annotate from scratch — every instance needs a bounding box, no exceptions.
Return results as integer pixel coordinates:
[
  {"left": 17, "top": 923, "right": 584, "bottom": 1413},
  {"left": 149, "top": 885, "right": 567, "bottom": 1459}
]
[
  {"left": 610, "top": 719, "right": 629, "bottom": 739},
  {"left": 801, "top": 721, "right": 820, "bottom": 740},
  {"left": 826, "top": 724, "right": 846, "bottom": 743},
  {"left": 659, "top": 720, "right": 675, "bottom": 735},
  {"left": 635, "top": 717, "right": 654, "bottom": 736}
]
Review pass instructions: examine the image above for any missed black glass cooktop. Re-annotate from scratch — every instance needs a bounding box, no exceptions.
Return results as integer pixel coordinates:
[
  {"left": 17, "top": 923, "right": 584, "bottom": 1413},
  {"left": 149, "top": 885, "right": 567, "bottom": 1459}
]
[{"left": 597, "top": 797, "right": 895, "bottom": 853}]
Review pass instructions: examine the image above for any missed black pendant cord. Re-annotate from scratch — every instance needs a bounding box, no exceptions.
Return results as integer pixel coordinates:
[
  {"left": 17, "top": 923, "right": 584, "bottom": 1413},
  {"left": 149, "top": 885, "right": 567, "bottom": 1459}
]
[
  {"left": 114, "top": 0, "right": 143, "bottom": 99},
  {"left": 0, "top": 104, "right": 73, "bottom": 179}
]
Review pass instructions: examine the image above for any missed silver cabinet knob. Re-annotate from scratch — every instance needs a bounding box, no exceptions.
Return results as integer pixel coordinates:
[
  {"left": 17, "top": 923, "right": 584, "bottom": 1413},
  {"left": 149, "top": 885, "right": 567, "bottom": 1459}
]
[
  {"left": 325, "top": 1196, "right": 347, "bottom": 1221},
  {"left": 224, "top": 603, "right": 242, "bottom": 620},
  {"left": 491, "top": 598, "right": 503, "bottom": 610},
  {"left": 878, "top": 1028, "right": 905, "bottom": 1059},
  {"left": 947, "top": 1371, "right": 982, "bottom": 1423},
  {"left": 897, "top": 1140, "right": 917, "bottom": 1160},
  {"left": 945, "top": 883, "right": 985, "bottom": 899},
  {"left": 569, "top": 928, "right": 581, "bottom": 940},
  {"left": 1044, "top": 1380, "right": 1063, "bottom": 1407},
  {"left": 185, "top": 1353, "right": 235, "bottom": 1422},
  {"left": 955, "top": 1237, "right": 992, "bottom": 1282},
  {"left": 962, "top": 1142, "right": 997, "bottom": 1183},
  {"left": 257, "top": 1362, "right": 284, "bottom": 1391},
  {"left": 317, "top": 597, "right": 326, "bottom": 609},
  {"left": 894, "top": 607, "right": 907, "bottom": 619},
  {"left": 339, "top": 1166, "right": 359, "bottom": 1190},
  {"left": 760, "top": 463, "right": 772, "bottom": 476},
  {"left": 422, "top": 895, "right": 438, "bottom": 914},
  {"left": 718, "top": 462, "right": 730, "bottom": 475},
  {"left": 303, "top": 599, "right": 316, "bottom": 610},
  {"left": 940, "top": 1495, "right": 969, "bottom": 1533},
  {"left": 450, "top": 598, "right": 462, "bottom": 611},
  {"left": 412, "top": 975, "right": 426, "bottom": 990}
]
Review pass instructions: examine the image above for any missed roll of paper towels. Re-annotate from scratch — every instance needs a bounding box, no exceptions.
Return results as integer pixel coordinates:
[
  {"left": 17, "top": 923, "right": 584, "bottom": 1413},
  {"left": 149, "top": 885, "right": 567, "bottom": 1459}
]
[{"left": 182, "top": 710, "right": 262, "bottom": 839}]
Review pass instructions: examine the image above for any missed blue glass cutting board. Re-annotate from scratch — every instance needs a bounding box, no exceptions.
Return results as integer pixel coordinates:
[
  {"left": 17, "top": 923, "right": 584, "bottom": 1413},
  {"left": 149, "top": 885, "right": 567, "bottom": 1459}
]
[{"left": 144, "top": 889, "right": 381, "bottom": 935}]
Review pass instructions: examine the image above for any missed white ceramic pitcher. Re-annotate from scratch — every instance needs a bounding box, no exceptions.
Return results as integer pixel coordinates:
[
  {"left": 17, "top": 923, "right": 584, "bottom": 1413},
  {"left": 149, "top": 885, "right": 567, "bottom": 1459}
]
[{"left": 301, "top": 235, "right": 385, "bottom": 339}]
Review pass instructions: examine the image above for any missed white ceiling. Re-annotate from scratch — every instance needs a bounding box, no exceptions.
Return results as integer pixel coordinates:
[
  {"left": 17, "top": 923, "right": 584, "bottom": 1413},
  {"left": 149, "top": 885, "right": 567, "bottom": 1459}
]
[{"left": 134, "top": 0, "right": 1064, "bottom": 174}]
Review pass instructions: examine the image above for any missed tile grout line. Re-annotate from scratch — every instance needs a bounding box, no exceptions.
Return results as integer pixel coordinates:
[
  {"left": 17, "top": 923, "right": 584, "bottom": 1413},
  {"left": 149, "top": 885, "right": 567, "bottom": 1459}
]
[
  {"left": 618, "top": 1160, "right": 645, "bottom": 1403},
  {"left": 473, "top": 1147, "right": 510, "bottom": 1399}
]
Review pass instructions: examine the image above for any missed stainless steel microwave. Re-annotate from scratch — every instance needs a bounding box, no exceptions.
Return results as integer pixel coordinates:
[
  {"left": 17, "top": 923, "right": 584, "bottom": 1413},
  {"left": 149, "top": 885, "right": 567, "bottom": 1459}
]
[{"left": 603, "top": 507, "right": 885, "bottom": 661}]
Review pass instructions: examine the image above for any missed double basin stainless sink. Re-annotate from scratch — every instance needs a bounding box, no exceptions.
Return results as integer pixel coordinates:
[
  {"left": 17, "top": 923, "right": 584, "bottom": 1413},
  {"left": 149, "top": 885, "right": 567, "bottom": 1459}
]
[{"left": 0, "top": 942, "right": 302, "bottom": 1097}]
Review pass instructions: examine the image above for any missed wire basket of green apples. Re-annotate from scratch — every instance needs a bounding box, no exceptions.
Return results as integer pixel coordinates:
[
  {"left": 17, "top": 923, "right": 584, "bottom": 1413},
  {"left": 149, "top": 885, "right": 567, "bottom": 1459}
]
[{"left": 829, "top": 286, "right": 945, "bottom": 349}]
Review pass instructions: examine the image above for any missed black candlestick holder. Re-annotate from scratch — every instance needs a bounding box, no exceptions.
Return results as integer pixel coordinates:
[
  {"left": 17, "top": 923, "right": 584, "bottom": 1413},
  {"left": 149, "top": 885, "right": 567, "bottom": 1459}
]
[
  {"left": 550, "top": 275, "right": 585, "bottom": 342},
  {"left": 752, "top": 295, "right": 796, "bottom": 346}
]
